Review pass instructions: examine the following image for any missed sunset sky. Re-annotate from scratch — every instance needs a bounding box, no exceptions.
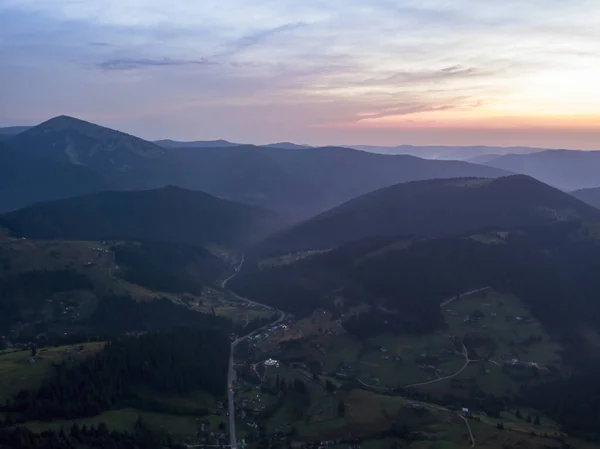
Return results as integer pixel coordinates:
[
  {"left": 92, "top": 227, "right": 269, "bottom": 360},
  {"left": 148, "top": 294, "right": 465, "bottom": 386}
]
[{"left": 1, "top": 0, "right": 599, "bottom": 149}]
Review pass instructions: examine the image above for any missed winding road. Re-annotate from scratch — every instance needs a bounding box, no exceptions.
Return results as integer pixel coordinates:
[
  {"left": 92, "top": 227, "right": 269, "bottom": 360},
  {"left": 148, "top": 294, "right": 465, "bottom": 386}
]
[{"left": 221, "top": 254, "right": 285, "bottom": 449}]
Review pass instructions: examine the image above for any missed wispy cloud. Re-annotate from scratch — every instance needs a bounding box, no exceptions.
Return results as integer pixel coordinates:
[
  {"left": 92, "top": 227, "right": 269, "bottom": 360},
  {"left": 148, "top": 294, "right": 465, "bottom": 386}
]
[
  {"left": 216, "top": 22, "right": 308, "bottom": 58},
  {"left": 96, "top": 57, "right": 214, "bottom": 71},
  {"left": 1, "top": 0, "right": 600, "bottom": 148},
  {"left": 361, "top": 66, "right": 492, "bottom": 87},
  {"left": 360, "top": 104, "right": 458, "bottom": 120}
]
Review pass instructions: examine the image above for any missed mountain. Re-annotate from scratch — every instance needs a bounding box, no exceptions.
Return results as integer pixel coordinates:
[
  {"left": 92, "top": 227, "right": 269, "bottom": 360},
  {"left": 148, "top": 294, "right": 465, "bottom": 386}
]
[
  {"left": 154, "top": 139, "right": 240, "bottom": 148},
  {"left": 9, "top": 115, "right": 167, "bottom": 189},
  {"left": 482, "top": 149, "right": 600, "bottom": 191},
  {"left": 165, "top": 145, "right": 511, "bottom": 219},
  {"left": 155, "top": 139, "right": 311, "bottom": 150},
  {"left": 259, "top": 175, "right": 600, "bottom": 254},
  {"left": 350, "top": 144, "right": 544, "bottom": 160},
  {"left": 0, "top": 185, "right": 285, "bottom": 248},
  {"left": 571, "top": 187, "right": 600, "bottom": 209},
  {"left": 5, "top": 116, "right": 510, "bottom": 218},
  {"left": 262, "top": 142, "right": 312, "bottom": 150},
  {"left": 0, "top": 142, "right": 110, "bottom": 212},
  {"left": 0, "top": 126, "right": 31, "bottom": 139}
]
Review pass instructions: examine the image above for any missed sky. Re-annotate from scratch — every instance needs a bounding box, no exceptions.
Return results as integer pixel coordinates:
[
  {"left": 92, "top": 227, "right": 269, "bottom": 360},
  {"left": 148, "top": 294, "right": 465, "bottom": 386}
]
[{"left": 1, "top": 0, "right": 600, "bottom": 149}]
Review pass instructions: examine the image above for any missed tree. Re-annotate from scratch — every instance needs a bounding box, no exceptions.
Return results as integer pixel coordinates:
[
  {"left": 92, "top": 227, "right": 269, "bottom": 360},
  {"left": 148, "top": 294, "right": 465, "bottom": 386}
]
[
  {"left": 70, "top": 423, "right": 81, "bottom": 441},
  {"left": 515, "top": 409, "right": 522, "bottom": 419},
  {"left": 325, "top": 379, "right": 336, "bottom": 393},
  {"left": 337, "top": 400, "right": 345, "bottom": 417},
  {"left": 496, "top": 422, "right": 505, "bottom": 430},
  {"left": 526, "top": 415, "right": 532, "bottom": 423},
  {"left": 534, "top": 415, "right": 541, "bottom": 425}
]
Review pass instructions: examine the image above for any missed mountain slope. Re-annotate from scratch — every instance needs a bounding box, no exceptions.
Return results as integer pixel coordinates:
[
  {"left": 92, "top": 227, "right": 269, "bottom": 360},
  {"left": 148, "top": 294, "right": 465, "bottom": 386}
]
[
  {"left": 233, "top": 221, "right": 600, "bottom": 346},
  {"left": 259, "top": 175, "right": 600, "bottom": 253},
  {"left": 165, "top": 145, "right": 511, "bottom": 218},
  {"left": 483, "top": 149, "right": 600, "bottom": 190},
  {"left": 9, "top": 116, "right": 167, "bottom": 189},
  {"left": 571, "top": 187, "right": 600, "bottom": 209},
  {"left": 0, "top": 186, "right": 285, "bottom": 248},
  {"left": 0, "top": 142, "right": 110, "bottom": 212}
]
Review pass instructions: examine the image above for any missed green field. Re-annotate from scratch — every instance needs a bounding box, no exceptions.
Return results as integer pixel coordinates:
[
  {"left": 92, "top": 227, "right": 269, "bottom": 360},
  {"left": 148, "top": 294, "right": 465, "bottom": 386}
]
[
  {"left": 0, "top": 342, "right": 104, "bottom": 402},
  {"left": 444, "top": 289, "right": 563, "bottom": 368},
  {"left": 256, "top": 288, "right": 565, "bottom": 434}
]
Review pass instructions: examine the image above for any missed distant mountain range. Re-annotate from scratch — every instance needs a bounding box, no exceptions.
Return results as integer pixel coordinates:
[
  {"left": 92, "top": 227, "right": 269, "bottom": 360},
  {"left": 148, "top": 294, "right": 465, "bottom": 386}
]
[
  {"left": 0, "top": 185, "right": 284, "bottom": 248},
  {"left": 155, "top": 139, "right": 547, "bottom": 160},
  {"left": 155, "top": 139, "right": 313, "bottom": 150},
  {"left": 571, "top": 187, "right": 600, "bottom": 210},
  {"left": 348, "top": 144, "right": 545, "bottom": 160},
  {"left": 259, "top": 175, "right": 600, "bottom": 254},
  {"left": 0, "top": 125, "right": 31, "bottom": 135},
  {"left": 155, "top": 139, "right": 240, "bottom": 148},
  {"left": 479, "top": 150, "right": 600, "bottom": 191},
  {"left": 165, "top": 145, "right": 510, "bottom": 218},
  {"left": 0, "top": 115, "right": 511, "bottom": 217}
]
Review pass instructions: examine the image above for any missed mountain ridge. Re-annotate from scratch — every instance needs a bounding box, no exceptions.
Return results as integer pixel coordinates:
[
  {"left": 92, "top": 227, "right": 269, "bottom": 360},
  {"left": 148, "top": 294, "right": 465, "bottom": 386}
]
[
  {"left": 9, "top": 115, "right": 167, "bottom": 189},
  {"left": 259, "top": 174, "right": 600, "bottom": 254},
  {"left": 482, "top": 149, "right": 600, "bottom": 191},
  {"left": 0, "top": 185, "right": 285, "bottom": 248}
]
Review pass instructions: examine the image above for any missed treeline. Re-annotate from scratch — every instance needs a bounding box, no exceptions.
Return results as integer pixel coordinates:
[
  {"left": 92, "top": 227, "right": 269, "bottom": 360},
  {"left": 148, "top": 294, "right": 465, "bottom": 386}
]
[
  {"left": 521, "top": 372, "right": 600, "bottom": 438},
  {"left": 0, "top": 418, "right": 186, "bottom": 449},
  {"left": 90, "top": 294, "right": 231, "bottom": 333},
  {"left": 112, "top": 241, "right": 227, "bottom": 295},
  {"left": 3, "top": 328, "right": 230, "bottom": 420}
]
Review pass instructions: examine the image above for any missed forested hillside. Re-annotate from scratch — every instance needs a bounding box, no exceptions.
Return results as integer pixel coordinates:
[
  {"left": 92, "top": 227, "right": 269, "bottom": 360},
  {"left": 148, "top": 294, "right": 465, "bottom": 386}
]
[
  {"left": 112, "top": 241, "right": 228, "bottom": 294},
  {"left": 3, "top": 328, "right": 230, "bottom": 421},
  {"left": 259, "top": 175, "right": 600, "bottom": 254},
  {"left": 0, "top": 186, "right": 284, "bottom": 248},
  {"left": 234, "top": 222, "right": 600, "bottom": 355}
]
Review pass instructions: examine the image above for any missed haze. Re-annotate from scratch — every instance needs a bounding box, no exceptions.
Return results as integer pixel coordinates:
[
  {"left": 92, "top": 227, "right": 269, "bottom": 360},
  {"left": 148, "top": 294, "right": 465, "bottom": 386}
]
[{"left": 1, "top": 0, "right": 599, "bottom": 149}]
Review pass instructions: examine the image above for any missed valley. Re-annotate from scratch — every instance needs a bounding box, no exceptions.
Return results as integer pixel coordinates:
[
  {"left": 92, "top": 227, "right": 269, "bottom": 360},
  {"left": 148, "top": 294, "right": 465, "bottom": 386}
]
[{"left": 1, "top": 117, "right": 600, "bottom": 449}]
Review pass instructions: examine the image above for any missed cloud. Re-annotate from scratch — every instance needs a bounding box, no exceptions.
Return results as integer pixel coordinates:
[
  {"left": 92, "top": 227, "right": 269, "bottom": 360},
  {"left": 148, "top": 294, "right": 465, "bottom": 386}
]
[
  {"left": 361, "top": 66, "right": 492, "bottom": 87},
  {"left": 362, "top": 104, "right": 458, "bottom": 120},
  {"left": 96, "top": 57, "right": 214, "bottom": 71},
  {"left": 217, "top": 22, "right": 308, "bottom": 57},
  {"left": 1, "top": 0, "right": 600, "bottom": 147}
]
